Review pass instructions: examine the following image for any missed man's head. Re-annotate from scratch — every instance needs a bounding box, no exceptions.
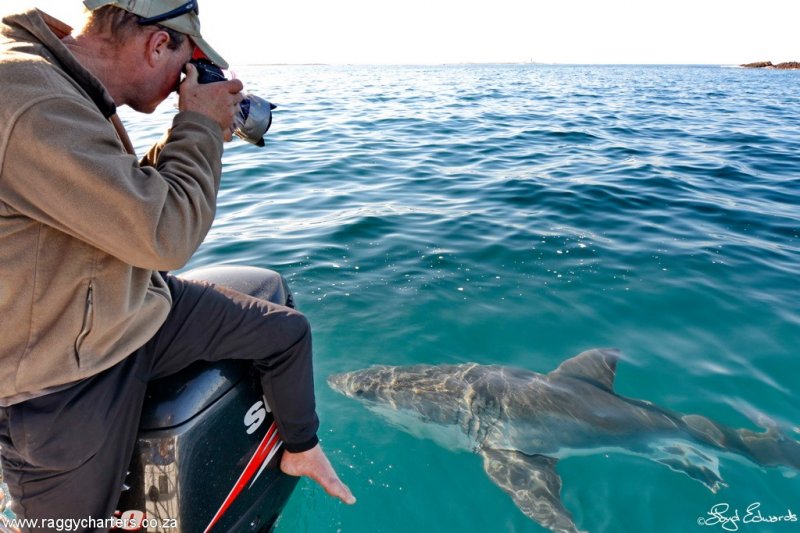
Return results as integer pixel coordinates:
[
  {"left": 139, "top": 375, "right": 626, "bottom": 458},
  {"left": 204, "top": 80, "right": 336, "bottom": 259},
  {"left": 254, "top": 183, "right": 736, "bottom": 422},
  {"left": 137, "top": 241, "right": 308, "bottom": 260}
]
[
  {"left": 76, "top": 0, "right": 226, "bottom": 113},
  {"left": 82, "top": 0, "right": 227, "bottom": 68}
]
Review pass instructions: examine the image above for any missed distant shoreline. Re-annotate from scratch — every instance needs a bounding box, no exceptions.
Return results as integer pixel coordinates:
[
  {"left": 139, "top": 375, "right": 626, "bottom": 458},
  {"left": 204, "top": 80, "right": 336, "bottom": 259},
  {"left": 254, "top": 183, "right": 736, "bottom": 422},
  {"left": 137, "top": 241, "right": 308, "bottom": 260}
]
[
  {"left": 236, "top": 62, "right": 800, "bottom": 68},
  {"left": 741, "top": 61, "right": 800, "bottom": 70}
]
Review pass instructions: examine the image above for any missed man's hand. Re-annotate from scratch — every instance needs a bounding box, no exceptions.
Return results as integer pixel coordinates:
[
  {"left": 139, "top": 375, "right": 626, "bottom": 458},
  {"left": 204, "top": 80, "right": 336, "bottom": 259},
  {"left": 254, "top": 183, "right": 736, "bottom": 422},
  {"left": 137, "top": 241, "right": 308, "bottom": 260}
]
[
  {"left": 179, "top": 63, "right": 244, "bottom": 142},
  {"left": 281, "top": 443, "right": 357, "bottom": 505}
]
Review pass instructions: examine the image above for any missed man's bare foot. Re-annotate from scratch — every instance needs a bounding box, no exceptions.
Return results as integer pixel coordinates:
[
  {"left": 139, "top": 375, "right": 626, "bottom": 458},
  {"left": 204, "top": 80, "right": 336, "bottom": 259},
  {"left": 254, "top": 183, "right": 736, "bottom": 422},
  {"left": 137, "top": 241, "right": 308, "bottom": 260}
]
[{"left": 281, "top": 444, "right": 356, "bottom": 505}]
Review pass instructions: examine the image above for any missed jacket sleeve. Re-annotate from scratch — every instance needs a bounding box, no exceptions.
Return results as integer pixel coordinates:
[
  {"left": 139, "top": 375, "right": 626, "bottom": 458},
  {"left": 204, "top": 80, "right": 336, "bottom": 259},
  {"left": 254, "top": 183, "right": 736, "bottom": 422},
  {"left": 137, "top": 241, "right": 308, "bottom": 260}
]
[{"left": 0, "top": 95, "right": 223, "bottom": 271}]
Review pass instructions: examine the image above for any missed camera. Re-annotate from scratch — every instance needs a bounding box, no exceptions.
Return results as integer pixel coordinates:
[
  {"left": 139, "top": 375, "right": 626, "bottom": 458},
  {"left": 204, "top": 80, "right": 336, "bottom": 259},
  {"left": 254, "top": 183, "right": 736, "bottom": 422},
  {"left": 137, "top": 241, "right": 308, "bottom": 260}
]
[{"left": 191, "top": 58, "right": 275, "bottom": 147}]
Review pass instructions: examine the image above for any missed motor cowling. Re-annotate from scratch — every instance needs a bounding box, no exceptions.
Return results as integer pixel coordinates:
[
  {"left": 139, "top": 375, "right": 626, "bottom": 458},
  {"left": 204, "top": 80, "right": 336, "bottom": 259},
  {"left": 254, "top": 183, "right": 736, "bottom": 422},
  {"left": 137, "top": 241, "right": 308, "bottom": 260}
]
[{"left": 116, "top": 266, "right": 298, "bottom": 532}]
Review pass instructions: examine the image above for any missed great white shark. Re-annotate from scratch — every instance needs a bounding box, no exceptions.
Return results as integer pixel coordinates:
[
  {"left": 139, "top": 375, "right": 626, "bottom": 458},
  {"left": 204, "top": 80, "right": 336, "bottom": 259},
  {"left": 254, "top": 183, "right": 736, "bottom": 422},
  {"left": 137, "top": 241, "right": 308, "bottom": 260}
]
[{"left": 327, "top": 349, "right": 800, "bottom": 533}]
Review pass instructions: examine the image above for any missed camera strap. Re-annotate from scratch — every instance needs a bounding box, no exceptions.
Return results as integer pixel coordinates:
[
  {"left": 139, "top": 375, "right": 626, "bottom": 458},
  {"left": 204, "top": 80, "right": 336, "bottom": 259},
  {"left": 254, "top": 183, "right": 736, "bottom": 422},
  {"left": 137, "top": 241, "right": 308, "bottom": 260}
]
[{"left": 109, "top": 114, "right": 136, "bottom": 156}]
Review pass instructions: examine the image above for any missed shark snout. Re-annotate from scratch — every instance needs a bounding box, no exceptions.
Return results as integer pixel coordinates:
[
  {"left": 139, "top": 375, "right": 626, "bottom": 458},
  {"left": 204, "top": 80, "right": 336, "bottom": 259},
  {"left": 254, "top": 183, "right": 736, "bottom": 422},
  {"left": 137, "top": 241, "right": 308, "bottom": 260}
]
[
  {"left": 327, "top": 370, "right": 371, "bottom": 399},
  {"left": 327, "top": 372, "right": 349, "bottom": 394},
  {"left": 328, "top": 367, "right": 394, "bottom": 401}
]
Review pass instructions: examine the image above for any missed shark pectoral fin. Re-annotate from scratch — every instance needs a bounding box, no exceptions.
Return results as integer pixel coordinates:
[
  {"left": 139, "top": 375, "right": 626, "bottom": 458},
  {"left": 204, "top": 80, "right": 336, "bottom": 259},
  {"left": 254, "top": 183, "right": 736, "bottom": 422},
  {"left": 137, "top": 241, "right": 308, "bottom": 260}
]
[{"left": 480, "top": 449, "right": 585, "bottom": 533}]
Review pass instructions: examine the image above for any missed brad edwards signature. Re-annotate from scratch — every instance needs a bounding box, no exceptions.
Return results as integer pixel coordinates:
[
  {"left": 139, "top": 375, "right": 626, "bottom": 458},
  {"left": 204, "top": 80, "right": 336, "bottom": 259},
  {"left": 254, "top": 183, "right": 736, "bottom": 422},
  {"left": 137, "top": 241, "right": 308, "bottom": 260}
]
[{"left": 697, "top": 503, "right": 798, "bottom": 531}]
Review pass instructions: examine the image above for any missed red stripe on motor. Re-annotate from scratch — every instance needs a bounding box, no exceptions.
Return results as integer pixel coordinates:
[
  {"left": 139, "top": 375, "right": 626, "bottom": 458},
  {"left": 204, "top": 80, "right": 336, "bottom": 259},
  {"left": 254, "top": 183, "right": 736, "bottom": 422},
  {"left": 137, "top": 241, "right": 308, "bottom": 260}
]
[{"left": 203, "top": 422, "right": 280, "bottom": 533}]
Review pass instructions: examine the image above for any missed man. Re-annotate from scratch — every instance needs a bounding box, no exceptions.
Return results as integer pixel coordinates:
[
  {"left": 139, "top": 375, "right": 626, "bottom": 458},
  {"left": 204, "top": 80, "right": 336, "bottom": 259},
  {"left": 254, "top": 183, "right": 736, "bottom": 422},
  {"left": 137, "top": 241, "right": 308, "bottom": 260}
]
[{"left": 0, "top": 0, "right": 354, "bottom": 529}]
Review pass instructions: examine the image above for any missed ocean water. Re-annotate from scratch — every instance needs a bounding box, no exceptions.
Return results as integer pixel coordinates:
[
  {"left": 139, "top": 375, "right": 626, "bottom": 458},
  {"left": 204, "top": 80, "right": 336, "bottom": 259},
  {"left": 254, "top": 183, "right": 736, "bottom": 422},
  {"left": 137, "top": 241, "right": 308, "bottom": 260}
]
[{"left": 123, "top": 64, "right": 799, "bottom": 532}]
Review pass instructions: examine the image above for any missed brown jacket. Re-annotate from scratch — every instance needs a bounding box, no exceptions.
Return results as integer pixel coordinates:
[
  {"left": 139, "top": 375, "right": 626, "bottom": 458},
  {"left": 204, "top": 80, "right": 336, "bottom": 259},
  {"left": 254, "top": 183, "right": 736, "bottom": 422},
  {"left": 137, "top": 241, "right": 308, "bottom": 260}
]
[{"left": 0, "top": 10, "right": 223, "bottom": 401}]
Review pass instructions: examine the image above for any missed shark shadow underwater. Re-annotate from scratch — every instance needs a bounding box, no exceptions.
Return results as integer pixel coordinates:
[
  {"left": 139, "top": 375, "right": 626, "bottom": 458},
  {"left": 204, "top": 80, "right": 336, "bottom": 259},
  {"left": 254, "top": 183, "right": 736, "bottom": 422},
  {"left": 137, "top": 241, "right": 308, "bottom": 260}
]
[{"left": 327, "top": 349, "right": 800, "bottom": 533}]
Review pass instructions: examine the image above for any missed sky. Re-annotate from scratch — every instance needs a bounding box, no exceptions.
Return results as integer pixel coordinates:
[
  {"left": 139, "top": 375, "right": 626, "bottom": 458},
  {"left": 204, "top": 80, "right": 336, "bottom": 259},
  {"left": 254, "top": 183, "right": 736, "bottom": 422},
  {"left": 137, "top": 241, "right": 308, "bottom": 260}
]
[{"left": 2, "top": 0, "right": 798, "bottom": 66}]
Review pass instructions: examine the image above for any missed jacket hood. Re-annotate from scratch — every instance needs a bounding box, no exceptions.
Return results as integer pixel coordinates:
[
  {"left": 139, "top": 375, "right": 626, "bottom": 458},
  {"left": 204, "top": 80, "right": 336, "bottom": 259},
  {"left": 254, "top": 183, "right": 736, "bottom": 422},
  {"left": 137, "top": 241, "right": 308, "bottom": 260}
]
[{"left": 1, "top": 9, "right": 116, "bottom": 118}]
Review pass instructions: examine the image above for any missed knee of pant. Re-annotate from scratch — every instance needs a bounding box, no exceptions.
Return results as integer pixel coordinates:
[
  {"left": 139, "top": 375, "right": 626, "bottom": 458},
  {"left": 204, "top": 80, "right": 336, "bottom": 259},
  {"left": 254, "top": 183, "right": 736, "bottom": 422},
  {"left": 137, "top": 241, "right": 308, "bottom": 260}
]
[
  {"left": 272, "top": 307, "right": 311, "bottom": 348},
  {"left": 289, "top": 309, "right": 312, "bottom": 342},
  {"left": 261, "top": 310, "right": 311, "bottom": 364}
]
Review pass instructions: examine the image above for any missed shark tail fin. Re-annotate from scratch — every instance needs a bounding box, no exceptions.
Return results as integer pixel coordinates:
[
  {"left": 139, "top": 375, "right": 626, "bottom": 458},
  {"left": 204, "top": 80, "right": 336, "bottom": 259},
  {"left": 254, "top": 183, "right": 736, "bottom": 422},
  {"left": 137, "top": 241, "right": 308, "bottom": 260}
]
[
  {"left": 682, "top": 414, "right": 800, "bottom": 471},
  {"left": 549, "top": 348, "right": 621, "bottom": 392},
  {"left": 734, "top": 426, "right": 800, "bottom": 470}
]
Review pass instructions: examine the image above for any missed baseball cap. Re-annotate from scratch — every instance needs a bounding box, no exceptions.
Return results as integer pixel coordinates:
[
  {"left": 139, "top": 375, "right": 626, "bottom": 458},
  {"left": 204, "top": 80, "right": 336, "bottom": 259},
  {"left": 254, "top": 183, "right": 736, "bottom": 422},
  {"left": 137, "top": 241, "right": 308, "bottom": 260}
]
[{"left": 82, "top": 0, "right": 228, "bottom": 69}]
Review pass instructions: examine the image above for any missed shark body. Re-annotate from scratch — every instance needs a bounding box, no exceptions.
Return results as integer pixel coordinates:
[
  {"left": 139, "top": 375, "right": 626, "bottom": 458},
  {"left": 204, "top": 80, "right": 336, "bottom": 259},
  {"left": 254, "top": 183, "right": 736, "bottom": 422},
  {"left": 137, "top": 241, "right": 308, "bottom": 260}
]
[{"left": 327, "top": 349, "right": 800, "bottom": 533}]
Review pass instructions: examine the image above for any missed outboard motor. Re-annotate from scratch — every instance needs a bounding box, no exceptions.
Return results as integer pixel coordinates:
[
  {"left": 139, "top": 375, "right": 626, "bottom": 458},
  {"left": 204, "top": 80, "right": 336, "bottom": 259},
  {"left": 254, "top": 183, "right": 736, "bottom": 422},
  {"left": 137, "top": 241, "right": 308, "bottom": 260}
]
[{"left": 115, "top": 266, "right": 299, "bottom": 532}]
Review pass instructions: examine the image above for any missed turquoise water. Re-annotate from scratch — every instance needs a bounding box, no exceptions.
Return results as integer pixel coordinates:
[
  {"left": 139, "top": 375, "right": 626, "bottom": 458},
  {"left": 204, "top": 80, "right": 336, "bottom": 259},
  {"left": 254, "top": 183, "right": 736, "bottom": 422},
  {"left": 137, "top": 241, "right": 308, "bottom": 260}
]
[{"left": 125, "top": 65, "right": 798, "bottom": 532}]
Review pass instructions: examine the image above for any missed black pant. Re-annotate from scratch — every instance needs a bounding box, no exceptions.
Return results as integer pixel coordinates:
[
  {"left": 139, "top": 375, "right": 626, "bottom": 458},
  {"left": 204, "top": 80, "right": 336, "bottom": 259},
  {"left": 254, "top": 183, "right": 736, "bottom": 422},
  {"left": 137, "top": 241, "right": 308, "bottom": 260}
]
[{"left": 0, "top": 275, "right": 318, "bottom": 532}]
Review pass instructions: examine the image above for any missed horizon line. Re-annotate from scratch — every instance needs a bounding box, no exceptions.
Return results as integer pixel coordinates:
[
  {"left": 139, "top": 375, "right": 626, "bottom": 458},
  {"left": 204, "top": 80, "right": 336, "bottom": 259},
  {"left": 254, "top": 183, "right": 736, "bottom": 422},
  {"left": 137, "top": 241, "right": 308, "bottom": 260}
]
[{"left": 233, "top": 61, "right": 770, "bottom": 68}]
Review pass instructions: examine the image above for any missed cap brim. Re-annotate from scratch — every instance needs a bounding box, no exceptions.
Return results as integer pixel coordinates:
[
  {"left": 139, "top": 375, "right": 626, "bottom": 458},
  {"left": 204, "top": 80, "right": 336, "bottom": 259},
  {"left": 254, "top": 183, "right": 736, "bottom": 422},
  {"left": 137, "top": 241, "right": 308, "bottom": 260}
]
[{"left": 191, "top": 35, "right": 229, "bottom": 70}]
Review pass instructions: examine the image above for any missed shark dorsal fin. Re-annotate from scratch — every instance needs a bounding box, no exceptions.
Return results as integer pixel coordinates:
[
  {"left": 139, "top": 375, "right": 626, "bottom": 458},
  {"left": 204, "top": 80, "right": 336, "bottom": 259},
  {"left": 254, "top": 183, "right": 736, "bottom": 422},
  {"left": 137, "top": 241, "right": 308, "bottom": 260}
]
[{"left": 549, "top": 348, "right": 621, "bottom": 391}]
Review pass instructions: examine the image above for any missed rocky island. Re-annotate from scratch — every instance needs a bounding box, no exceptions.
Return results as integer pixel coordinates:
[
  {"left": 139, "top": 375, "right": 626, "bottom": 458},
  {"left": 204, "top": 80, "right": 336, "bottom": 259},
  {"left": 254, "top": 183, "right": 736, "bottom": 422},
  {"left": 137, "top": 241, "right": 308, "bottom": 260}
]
[{"left": 741, "top": 61, "right": 800, "bottom": 70}]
